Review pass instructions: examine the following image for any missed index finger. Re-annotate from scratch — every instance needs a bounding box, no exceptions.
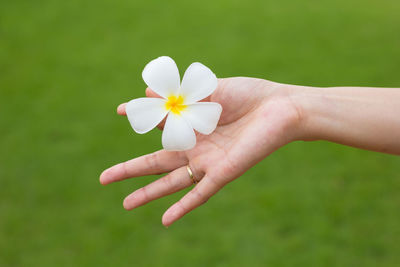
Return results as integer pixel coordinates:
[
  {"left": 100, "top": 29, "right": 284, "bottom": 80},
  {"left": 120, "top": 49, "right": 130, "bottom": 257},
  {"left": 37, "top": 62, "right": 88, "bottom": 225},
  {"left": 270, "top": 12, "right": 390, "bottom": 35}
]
[{"left": 100, "top": 150, "right": 188, "bottom": 185}]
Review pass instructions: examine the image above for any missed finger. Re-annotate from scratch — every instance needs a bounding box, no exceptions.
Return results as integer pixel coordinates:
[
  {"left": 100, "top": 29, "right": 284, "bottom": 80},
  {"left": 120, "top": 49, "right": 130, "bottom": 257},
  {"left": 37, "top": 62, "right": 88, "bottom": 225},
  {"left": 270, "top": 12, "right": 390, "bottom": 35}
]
[
  {"left": 123, "top": 166, "right": 194, "bottom": 210},
  {"left": 145, "top": 87, "right": 162, "bottom": 98},
  {"left": 100, "top": 150, "right": 187, "bottom": 185},
  {"left": 161, "top": 175, "right": 224, "bottom": 227},
  {"left": 156, "top": 118, "right": 166, "bottom": 131},
  {"left": 117, "top": 103, "right": 127, "bottom": 115}
]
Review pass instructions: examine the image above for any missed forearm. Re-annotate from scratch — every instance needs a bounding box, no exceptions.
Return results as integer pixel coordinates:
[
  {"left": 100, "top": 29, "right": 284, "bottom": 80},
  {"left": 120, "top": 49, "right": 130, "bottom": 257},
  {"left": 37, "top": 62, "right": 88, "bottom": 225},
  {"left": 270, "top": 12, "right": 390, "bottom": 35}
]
[{"left": 292, "top": 85, "right": 400, "bottom": 155}]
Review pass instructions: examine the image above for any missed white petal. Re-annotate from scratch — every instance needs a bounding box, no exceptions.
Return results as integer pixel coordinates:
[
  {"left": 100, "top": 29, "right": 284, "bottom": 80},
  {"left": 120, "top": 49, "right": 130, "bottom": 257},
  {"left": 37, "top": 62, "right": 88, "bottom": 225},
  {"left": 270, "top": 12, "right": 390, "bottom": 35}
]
[
  {"left": 126, "top": 98, "right": 168, "bottom": 134},
  {"left": 142, "top": 56, "right": 180, "bottom": 98},
  {"left": 162, "top": 113, "right": 196, "bottom": 151},
  {"left": 181, "top": 102, "right": 222, "bottom": 135},
  {"left": 180, "top": 62, "right": 218, "bottom": 104}
]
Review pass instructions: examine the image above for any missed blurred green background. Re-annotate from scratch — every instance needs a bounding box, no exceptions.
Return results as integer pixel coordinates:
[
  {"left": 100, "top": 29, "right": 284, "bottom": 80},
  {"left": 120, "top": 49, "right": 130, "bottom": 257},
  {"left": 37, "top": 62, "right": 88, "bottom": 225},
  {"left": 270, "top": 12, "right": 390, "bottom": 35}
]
[{"left": 1, "top": 0, "right": 400, "bottom": 266}]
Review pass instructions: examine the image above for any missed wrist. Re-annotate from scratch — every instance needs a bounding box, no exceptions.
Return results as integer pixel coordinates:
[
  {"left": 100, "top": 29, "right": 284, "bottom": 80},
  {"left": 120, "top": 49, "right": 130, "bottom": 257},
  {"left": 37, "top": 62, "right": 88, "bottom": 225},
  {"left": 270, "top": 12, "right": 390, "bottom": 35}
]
[
  {"left": 257, "top": 79, "right": 321, "bottom": 143},
  {"left": 286, "top": 84, "right": 325, "bottom": 142}
]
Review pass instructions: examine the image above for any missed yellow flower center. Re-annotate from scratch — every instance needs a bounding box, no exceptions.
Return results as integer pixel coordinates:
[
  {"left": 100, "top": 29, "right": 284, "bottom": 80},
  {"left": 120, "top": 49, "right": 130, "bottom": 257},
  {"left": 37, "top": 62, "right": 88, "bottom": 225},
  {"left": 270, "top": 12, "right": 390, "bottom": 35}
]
[{"left": 165, "top": 95, "right": 187, "bottom": 115}]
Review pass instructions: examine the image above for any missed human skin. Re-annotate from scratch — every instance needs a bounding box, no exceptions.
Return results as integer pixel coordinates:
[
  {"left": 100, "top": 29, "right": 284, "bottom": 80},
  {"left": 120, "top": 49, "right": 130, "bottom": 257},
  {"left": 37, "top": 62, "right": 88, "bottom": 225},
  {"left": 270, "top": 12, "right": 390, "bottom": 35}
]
[{"left": 100, "top": 77, "right": 400, "bottom": 227}]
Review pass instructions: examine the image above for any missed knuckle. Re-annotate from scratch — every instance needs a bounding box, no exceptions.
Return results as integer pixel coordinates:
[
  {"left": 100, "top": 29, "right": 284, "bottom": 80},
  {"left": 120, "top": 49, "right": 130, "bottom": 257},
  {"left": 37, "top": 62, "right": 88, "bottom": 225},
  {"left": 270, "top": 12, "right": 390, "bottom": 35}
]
[
  {"left": 162, "top": 173, "right": 176, "bottom": 189},
  {"left": 176, "top": 200, "right": 188, "bottom": 213},
  {"left": 207, "top": 175, "right": 224, "bottom": 188},
  {"left": 191, "top": 188, "right": 209, "bottom": 204},
  {"left": 221, "top": 157, "right": 237, "bottom": 176},
  {"left": 139, "top": 186, "right": 150, "bottom": 202},
  {"left": 145, "top": 152, "right": 159, "bottom": 170},
  {"left": 121, "top": 162, "right": 129, "bottom": 177}
]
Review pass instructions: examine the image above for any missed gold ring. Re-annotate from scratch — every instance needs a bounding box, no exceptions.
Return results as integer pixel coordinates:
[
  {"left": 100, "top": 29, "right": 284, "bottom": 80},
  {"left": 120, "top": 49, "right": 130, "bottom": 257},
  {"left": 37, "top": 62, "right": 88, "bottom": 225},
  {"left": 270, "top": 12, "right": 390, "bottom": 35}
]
[{"left": 186, "top": 166, "right": 197, "bottom": 184}]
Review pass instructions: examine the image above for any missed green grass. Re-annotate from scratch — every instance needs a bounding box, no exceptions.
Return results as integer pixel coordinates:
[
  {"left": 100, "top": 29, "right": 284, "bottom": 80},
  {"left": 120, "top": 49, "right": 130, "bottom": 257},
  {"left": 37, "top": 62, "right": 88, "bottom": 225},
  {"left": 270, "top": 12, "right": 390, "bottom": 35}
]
[{"left": 1, "top": 0, "right": 400, "bottom": 266}]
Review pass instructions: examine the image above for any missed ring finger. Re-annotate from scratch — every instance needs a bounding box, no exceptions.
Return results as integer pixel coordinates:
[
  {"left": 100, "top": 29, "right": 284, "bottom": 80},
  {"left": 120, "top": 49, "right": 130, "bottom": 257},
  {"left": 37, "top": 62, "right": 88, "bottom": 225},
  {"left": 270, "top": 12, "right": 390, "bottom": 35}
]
[{"left": 123, "top": 165, "right": 202, "bottom": 210}]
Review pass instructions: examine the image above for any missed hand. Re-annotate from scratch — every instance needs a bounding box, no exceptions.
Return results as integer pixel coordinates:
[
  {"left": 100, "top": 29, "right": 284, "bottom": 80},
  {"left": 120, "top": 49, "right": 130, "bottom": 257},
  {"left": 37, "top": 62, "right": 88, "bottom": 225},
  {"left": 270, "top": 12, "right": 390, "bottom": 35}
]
[{"left": 100, "top": 77, "right": 303, "bottom": 227}]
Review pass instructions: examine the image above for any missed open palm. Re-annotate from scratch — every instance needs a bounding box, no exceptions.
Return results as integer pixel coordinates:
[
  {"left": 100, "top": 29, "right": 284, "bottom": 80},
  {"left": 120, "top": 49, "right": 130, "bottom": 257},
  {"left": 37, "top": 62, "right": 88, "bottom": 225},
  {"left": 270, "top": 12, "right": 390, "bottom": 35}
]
[{"left": 100, "top": 77, "right": 301, "bottom": 226}]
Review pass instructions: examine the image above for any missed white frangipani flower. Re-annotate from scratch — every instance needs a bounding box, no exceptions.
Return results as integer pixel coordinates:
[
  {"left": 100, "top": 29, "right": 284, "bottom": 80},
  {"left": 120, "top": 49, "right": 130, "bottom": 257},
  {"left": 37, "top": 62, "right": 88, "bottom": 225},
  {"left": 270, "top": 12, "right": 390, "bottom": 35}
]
[{"left": 126, "top": 56, "right": 222, "bottom": 151}]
